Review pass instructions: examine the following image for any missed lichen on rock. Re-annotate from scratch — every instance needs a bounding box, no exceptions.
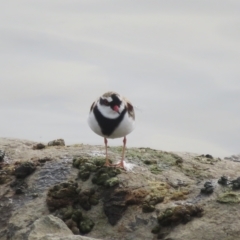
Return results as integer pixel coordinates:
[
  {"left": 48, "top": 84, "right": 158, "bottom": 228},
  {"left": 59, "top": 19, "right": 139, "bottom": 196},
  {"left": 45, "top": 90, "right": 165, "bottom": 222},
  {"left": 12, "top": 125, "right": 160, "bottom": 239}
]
[{"left": 217, "top": 192, "right": 240, "bottom": 203}]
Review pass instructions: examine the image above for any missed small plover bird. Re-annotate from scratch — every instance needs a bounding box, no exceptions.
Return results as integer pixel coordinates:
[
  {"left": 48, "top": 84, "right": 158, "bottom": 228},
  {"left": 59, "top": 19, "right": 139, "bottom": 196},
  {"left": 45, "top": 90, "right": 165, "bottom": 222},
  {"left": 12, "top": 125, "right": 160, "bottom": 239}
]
[{"left": 88, "top": 91, "right": 135, "bottom": 169}]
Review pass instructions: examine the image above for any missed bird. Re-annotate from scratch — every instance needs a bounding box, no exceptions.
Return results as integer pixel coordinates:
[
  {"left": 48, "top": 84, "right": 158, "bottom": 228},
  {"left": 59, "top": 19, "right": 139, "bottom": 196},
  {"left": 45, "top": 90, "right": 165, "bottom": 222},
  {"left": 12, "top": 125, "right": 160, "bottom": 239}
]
[{"left": 88, "top": 91, "right": 135, "bottom": 169}]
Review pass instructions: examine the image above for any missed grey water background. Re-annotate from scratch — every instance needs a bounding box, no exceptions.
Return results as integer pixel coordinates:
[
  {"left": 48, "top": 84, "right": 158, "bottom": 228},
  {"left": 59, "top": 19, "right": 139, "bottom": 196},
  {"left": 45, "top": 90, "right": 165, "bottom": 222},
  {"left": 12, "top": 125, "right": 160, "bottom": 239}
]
[{"left": 1, "top": 1, "right": 240, "bottom": 157}]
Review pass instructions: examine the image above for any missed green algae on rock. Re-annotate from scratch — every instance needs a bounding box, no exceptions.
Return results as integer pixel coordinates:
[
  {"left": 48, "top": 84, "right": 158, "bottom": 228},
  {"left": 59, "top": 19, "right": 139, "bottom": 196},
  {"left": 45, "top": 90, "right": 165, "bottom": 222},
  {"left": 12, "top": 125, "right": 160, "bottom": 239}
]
[
  {"left": 153, "top": 205, "right": 204, "bottom": 238},
  {"left": 78, "top": 188, "right": 99, "bottom": 210},
  {"left": 46, "top": 180, "right": 96, "bottom": 234},
  {"left": 92, "top": 167, "right": 121, "bottom": 186},
  {"left": 58, "top": 206, "right": 95, "bottom": 234},
  {"left": 73, "top": 156, "right": 109, "bottom": 181},
  {"left": 14, "top": 161, "right": 36, "bottom": 178},
  {"left": 79, "top": 217, "right": 95, "bottom": 234},
  {"left": 217, "top": 192, "right": 240, "bottom": 203},
  {"left": 125, "top": 148, "right": 183, "bottom": 169},
  {"left": 46, "top": 180, "right": 79, "bottom": 211}
]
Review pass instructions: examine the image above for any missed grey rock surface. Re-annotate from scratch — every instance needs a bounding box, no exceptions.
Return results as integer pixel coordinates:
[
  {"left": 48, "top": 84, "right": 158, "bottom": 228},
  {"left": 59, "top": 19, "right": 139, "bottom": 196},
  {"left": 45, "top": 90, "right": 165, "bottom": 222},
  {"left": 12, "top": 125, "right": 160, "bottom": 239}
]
[
  {"left": 0, "top": 138, "right": 240, "bottom": 240},
  {"left": 28, "top": 215, "right": 72, "bottom": 240},
  {"left": 39, "top": 235, "right": 101, "bottom": 240}
]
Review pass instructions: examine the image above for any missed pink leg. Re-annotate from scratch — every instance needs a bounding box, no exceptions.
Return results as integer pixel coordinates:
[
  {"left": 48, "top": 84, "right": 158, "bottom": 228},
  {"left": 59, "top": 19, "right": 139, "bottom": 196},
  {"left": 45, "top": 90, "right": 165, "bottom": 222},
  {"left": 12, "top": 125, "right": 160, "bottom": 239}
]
[
  {"left": 104, "top": 138, "right": 111, "bottom": 166},
  {"left": 114, "top": 136, "right": 126, "bottom": 169}
]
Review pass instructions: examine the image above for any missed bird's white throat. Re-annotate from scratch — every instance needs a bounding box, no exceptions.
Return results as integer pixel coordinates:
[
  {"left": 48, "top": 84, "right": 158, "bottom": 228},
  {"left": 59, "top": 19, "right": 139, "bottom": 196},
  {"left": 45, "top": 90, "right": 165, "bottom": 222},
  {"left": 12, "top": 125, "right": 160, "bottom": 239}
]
[{"left": 97, "top": 101, "right": 125, "bottom": 119}]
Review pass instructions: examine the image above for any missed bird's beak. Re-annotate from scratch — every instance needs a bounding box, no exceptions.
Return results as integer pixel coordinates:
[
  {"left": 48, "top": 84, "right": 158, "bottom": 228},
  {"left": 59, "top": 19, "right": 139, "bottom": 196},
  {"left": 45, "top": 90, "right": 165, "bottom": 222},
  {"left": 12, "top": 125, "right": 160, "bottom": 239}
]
[{"left": 113, "top": 105, "right": 120, "bottom": 114}]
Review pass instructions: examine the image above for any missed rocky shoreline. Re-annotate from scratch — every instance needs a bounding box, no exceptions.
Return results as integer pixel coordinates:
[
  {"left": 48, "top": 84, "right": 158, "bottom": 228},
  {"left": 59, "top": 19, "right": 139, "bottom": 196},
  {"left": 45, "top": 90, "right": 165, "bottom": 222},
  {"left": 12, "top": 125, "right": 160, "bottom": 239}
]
[{"left": 0, "top": 138, "right": 240, "bottom": 240}]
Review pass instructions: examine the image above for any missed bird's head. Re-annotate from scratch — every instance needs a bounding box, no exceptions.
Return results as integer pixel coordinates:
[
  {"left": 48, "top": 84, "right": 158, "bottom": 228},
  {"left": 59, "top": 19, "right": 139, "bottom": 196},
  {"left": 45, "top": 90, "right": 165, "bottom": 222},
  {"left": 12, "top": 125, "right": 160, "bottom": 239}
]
[{"left": 97, "top": 92, "right": 125, "bottom": 119}]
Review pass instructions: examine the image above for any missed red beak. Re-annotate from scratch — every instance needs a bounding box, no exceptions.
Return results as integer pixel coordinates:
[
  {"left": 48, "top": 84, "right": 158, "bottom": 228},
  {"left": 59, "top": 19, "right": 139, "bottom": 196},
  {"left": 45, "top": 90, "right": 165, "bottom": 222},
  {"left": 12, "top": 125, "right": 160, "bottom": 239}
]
[{"left": 113, "top": 105, "right": 120, "bottom": 114}]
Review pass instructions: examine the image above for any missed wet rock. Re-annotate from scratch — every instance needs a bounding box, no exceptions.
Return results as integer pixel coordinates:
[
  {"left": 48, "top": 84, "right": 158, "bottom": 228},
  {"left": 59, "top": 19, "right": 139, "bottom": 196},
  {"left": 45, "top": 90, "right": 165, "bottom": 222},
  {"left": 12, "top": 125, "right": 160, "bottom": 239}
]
[
  {"left": 103, "top": 189, "right": 128, "bottom": 225},
  {"left": 217, "top": 192, "right": 240, "bottom": 203},
  {"left": 48, "top": 139, "right": 65, "bottom": 147},
  {"left": 218, "top": 176, "right": 228, "bottom": 185},
  {"left": 10, "top": 179, "right": 28, "bottom": 194},
  {"left": 201, "top": 181, "right": 214, "bottom": 194},
  {"left": 37, "top": 157, "right": 53, "bottom": 164},
  {"left": 153, "top": 205, "right": 203, "bottom": 238},
  {"left": 14, "top": 161, "right": 36, "bottom": 178},
  {"left": 0, "top": 150, "right": 5, "bottom": 161},
  {"left": 231, "top": 177, "right": 240, "bottom": 190},
  {"left": 103, "top": 188, "right": 148, "bottom": 225},
  {"left": 33, "top": 143, "right": 46, "bottom": 150}
]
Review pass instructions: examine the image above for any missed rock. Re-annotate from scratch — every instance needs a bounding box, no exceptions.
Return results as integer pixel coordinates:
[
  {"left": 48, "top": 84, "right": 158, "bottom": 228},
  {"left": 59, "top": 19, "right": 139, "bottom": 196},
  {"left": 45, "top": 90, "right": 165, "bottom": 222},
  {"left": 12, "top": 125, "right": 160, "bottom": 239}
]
[
  {"left": 46, "top": 181, "right": 79, "bottom": 211},
  {"left": 217, "top": 192, "right": 240, "bottom": 203},
  {"left": 0, "top": 150, "right": 5, "bottom": 161},
  {"left": 201, "top": 181, "right": 214, "bottom": 194},
  {"left": 231, "top": 177, "right": 240, "bottom": 190},
  {"left": 78, "top": 188, "right": 99, "bottom": 211},
  {"left": 2, "top": 138, "right": 240, "bottom": 240},
  {"left": 218, "top": 176, "right": 228, "bottom": 185},
  {"left": 33, "top": 143, "right": 46, "bottom": 150},
  {"left": 104, "top": 177, "right": 119, "bottom": 187},
  {"left": 142, "top": 203, "right": 155, "bottom": 213},
  {"left": 224, "top": 154, "right": 240, "bottom": 162},
  {"left": 153, "top": 205, "right": 203, "bottom": 238},
  {"left": 48, "top": 139, "right": 65, "bottom": 146},
  {"left": 79, "top": 217, "right": 95, "bottom": 234},
  {"left": 143, "top": 159, "right": 157, "bottom": 165},
  {"left": 103, "top": 188, "right": 148, "bottom": 225},
  {"left": 205, "top": 154, "right": 213, "bottom": 159},
  {"left": 28, "top": 215, "right": 72, "bottom": 240},
  {"left": 14, "top": 161, "right": 36, "bottom": 178},
  {"left": 39, "top": 235, "right": 102, "bottom": 240},
  {"left": 92, "top": 167, "right": 121, "bottom": 186}
]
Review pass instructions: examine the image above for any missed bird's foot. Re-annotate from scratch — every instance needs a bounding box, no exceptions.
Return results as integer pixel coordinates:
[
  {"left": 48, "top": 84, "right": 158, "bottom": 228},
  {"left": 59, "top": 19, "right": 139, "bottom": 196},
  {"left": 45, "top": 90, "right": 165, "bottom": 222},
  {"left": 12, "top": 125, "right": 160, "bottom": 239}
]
[
  {"left": 112, "top": 161, "right": 126, "bottom": 170},
  {"left": 104, "top": 159, "right": 114, "bottom": 167}
]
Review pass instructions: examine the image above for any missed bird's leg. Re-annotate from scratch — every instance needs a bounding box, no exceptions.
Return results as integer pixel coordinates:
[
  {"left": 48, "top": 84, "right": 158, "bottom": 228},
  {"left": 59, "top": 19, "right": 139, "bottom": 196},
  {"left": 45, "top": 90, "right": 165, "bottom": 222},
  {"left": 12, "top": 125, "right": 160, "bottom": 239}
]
[
  {"left": 104, "top": 138, "right": 111, "bottom": 166},
  {"left": 114, "top": 136, "right": 126, "bottom": 169}
]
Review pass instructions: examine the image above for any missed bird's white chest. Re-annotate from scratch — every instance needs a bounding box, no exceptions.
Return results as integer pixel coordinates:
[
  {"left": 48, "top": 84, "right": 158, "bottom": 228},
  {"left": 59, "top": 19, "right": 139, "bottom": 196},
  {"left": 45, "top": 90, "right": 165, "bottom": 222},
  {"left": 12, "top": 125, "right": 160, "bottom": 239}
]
[{"left": 88, "top": 111, "right": 135, "bottom": 139}]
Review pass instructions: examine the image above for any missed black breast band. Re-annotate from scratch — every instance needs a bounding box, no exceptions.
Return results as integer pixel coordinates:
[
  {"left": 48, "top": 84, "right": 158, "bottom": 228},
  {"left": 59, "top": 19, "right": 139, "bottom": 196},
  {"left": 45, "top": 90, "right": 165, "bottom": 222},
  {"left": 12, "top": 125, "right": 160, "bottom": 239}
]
[{"left": 93, "top": 106, "right": 127, "bottom": 136}]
